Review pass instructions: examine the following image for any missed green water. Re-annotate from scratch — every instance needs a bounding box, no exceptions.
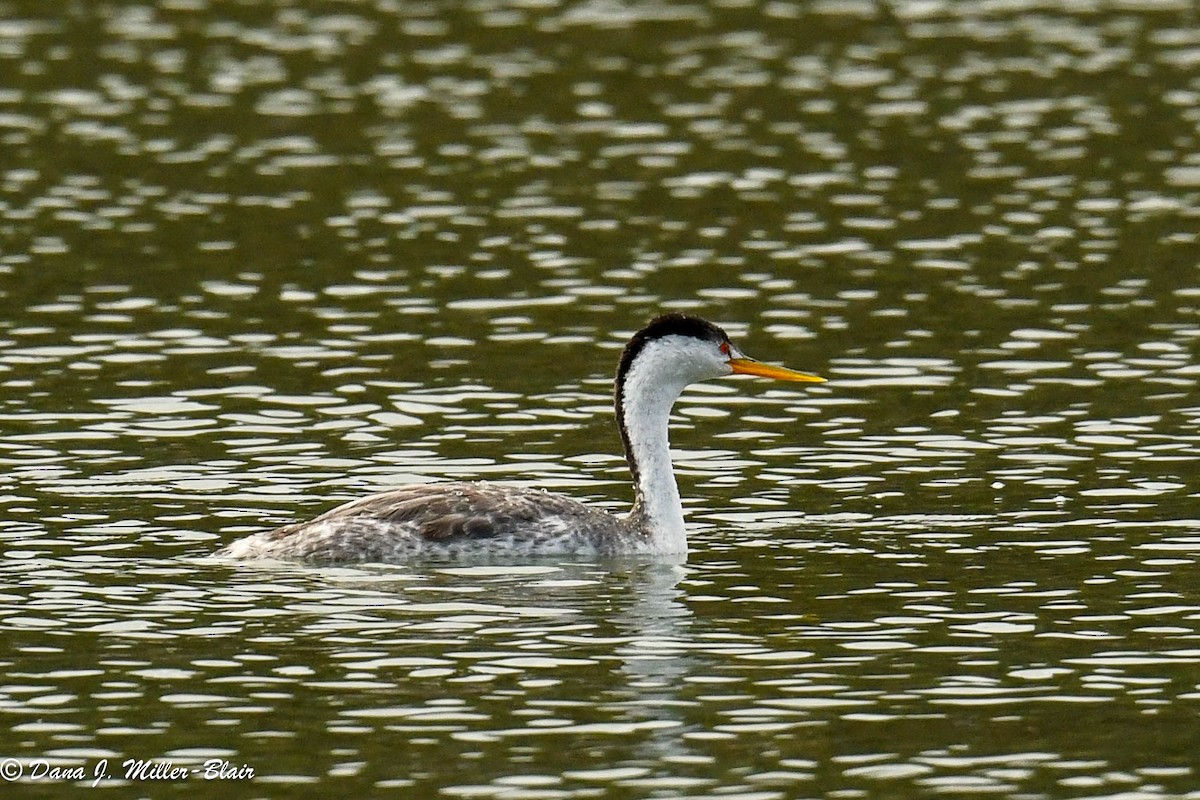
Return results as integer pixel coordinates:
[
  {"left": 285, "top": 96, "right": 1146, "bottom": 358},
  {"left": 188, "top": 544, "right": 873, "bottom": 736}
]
[{"left": 1, "top": 1, "right": 1198, "bottom": 798}]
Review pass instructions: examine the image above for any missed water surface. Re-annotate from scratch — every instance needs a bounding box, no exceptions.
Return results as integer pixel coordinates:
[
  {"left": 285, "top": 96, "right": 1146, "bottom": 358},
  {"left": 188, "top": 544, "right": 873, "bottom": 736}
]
[{"left": 1, "top": 1, "right": 1199, "bottom": 797}]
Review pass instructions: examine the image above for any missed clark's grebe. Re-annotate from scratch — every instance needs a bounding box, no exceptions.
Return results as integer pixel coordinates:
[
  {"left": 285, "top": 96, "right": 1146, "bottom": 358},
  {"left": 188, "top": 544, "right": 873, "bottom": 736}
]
[{"left": 217, "top": 314, "right": 824, "bottom": 562}]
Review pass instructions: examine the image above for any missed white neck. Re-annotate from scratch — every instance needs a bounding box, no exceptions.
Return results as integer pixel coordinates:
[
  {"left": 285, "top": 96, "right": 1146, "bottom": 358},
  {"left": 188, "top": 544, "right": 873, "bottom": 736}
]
[{"left": 618, "top": 343, "right": 696, "bottom": 553}]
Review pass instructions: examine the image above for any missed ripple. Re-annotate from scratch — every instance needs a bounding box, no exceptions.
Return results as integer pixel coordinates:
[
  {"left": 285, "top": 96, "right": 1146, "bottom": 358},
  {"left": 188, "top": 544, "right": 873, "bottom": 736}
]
[{"left": 2, "top": 1, "right": 1199, "bottom": 796}]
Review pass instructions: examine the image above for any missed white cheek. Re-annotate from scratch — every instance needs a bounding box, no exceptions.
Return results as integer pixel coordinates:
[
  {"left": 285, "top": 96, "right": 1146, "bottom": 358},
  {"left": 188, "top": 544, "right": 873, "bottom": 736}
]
[
  {"left": 631, "top": 336, "right": 735, "bottom": 389},
  {"left": 688, "top": 345, "right": 729, "bottom": 381}
]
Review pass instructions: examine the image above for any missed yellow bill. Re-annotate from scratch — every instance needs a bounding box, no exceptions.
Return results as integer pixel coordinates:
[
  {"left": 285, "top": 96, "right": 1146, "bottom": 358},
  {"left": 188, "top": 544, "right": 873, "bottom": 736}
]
[{"left": 729, "top": 358, "right": 826, "bottom": 383}]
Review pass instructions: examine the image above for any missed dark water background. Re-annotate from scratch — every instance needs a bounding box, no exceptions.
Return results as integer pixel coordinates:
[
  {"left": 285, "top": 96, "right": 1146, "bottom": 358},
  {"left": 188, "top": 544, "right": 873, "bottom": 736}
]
[{"left": 1, "top": 1, "right": 1198, "bottom": 797}]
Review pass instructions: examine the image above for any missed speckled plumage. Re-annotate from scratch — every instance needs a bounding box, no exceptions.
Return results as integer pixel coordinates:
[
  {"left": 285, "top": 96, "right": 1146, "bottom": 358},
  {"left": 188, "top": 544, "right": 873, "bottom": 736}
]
[{"left": 217, "top": 481, "right": 650, "bottom": 563}]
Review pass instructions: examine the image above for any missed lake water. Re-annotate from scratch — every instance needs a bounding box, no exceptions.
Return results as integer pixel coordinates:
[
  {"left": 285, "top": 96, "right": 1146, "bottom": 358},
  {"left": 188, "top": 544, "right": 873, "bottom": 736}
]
[{"left": 2, "top": 1, "right": 1199, "bottom": 797}]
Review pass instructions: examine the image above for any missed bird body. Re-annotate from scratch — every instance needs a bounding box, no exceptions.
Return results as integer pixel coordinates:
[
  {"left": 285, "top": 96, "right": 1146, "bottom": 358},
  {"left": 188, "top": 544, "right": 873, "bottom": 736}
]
[
  {"left": 219, "top": 482, "right": 640, "bottom": 561},
  {"left": 217, "top": 314, "right": 824, "bottom": 563}
]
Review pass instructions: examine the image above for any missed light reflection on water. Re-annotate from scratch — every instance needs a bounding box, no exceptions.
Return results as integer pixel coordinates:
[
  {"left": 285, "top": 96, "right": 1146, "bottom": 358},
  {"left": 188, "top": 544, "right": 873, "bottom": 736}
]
[
  {"left": 2, "top": 542, "right": 1198, "bottom": 796},
  {"left": 2, "top": 0, "right": 1200, "bottom": 796}
]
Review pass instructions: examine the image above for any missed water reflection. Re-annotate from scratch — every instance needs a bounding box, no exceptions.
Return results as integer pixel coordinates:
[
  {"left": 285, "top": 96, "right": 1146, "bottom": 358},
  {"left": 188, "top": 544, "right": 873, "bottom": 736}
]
[
  {"left": 2, "top": 509, "right": 1198, "bottom": 794},
  {"left": 3, "top": 0, "right": 1200, "bottom": 795}
]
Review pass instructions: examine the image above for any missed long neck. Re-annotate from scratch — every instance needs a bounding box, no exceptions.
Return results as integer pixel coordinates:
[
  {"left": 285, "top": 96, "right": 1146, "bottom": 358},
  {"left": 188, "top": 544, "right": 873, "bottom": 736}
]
[{"left": 616, "top": 358, "right": 689, "bottom": 553}]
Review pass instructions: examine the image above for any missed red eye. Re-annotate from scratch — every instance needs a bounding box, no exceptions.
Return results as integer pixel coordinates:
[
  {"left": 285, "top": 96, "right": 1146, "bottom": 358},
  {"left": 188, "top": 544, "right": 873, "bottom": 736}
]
[{"left": 719, "top": 342, "right": 731, "bottom": 356}]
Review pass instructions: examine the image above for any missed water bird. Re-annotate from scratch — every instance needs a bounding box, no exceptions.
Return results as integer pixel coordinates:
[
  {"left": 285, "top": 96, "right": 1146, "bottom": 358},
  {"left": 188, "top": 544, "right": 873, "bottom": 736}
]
[{"left": 218, "top": 313, "right": 825, "bottom": 562}]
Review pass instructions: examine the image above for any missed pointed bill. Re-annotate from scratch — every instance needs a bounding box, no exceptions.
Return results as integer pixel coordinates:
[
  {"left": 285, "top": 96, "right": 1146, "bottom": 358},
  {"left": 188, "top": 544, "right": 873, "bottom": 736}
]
[{"left": 728, "top": 358, "right": 826, "bottom": 383}]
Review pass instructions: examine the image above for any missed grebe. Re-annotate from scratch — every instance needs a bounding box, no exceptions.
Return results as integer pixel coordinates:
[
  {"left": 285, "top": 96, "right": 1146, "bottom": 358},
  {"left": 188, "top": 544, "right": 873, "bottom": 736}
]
[{"left": 217, "top": 314, "right": 825, "bottom": 562}]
